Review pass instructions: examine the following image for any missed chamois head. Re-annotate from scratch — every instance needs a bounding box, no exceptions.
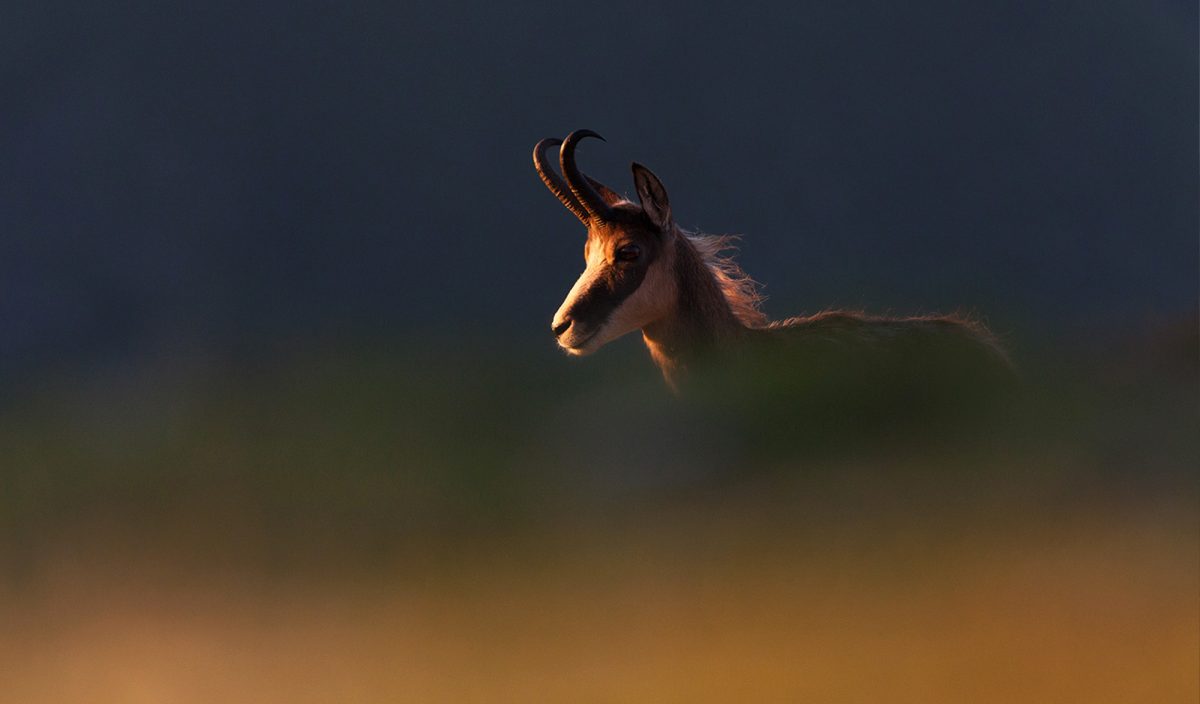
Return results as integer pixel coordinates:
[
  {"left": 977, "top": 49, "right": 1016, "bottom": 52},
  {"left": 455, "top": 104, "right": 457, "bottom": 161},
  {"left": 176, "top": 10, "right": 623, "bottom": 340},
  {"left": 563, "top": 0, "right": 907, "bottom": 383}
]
[{"left": 534, "top": 130, "right": 679, "bottom": 356}]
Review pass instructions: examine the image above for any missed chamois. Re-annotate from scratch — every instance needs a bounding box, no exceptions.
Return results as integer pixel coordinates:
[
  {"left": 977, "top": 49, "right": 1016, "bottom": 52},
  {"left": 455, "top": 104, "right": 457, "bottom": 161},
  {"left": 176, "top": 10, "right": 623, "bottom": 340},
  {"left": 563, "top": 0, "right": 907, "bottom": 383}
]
[{"left": 534, "top": 130, "right": 1010, "bottom": 394}]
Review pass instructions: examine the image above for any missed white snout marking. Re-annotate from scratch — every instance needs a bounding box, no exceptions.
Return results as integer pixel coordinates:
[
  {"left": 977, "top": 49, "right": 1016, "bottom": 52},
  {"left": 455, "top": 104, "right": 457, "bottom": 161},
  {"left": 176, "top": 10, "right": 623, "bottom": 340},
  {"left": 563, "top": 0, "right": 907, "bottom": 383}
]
[
  {"left": 552, "top": 242, "right": 609, "bottom": 354},
  {"left": 552, "top": 238, "right": 677, "bottom": 356}
]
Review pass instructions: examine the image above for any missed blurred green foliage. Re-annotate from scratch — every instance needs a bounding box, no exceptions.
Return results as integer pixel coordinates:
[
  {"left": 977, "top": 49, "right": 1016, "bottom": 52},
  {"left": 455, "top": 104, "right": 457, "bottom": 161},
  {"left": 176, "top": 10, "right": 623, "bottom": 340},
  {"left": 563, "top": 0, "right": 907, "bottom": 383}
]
[
  {"left": 0, "top": 323, "right": 1195, "bottom": 704},
  {"left": 0, "top": 322, "right": 1195, "bottom": 580}
]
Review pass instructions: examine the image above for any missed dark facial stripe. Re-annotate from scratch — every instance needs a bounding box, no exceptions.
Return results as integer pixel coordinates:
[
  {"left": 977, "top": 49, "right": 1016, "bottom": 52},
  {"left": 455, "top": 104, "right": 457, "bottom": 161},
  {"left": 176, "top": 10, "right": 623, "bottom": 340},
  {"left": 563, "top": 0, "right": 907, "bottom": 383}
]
[{"left": 566, "top": 262, "right": 648, "bottom": 333}]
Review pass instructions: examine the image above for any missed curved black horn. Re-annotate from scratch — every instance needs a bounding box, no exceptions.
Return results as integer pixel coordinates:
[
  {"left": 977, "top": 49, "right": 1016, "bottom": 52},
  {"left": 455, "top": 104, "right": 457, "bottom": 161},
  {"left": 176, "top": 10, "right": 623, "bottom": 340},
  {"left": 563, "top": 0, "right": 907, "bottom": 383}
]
[
  {"left": 533, "top": 137, "right": 589, "bottom": 224},
  {"left": 560, "top": 129, "right": 613, "bottom": 221}
]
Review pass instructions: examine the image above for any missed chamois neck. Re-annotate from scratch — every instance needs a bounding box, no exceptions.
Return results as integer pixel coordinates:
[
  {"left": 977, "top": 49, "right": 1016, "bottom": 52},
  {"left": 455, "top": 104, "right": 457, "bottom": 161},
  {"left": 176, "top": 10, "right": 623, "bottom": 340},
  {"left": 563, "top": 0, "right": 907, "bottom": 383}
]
[{"left": 641, "top": 231, "right": 745, "bottom": 387}]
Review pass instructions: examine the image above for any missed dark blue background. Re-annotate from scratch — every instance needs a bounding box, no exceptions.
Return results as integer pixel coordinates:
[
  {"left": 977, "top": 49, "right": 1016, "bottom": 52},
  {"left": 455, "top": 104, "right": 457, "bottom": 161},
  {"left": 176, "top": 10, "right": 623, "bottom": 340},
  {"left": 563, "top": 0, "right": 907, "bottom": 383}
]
[{"left": 3, "top": 1, "right": 1195, "bottom": 382}]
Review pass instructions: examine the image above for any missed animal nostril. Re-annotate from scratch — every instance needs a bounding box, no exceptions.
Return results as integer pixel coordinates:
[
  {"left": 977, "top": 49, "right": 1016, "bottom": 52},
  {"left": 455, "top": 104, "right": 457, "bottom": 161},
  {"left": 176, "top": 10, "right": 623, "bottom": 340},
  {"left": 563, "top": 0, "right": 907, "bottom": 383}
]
[{"left": 552, "top": 320, "right": 571, "bottom": 337}]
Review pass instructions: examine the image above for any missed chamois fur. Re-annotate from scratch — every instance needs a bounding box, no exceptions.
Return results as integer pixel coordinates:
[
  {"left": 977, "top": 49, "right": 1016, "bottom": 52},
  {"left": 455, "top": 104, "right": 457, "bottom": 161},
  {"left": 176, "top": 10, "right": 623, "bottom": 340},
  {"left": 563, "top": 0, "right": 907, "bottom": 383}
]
[
  {"left": 535, "top": 130, "right": 1011, "bottom": 394},
  {"left": 683, "top": 232, "right": 768, "bottom": 328},
  {"left": 684, "top": 228, "right": 1003, "bottom": 357},
  {"left": 638, "top": 224, "right": 1009, "bottom": 390}
]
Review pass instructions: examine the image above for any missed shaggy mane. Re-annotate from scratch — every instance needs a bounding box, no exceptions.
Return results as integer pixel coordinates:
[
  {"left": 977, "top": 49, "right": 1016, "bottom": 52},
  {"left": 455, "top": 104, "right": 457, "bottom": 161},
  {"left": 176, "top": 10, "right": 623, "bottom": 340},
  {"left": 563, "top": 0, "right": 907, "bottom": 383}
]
[
  {"left": 680, "top": 229, "right": 1008, "bottom": 364},
  {"left": 683, "top": 230, "right": 768, "bottom": 328}
]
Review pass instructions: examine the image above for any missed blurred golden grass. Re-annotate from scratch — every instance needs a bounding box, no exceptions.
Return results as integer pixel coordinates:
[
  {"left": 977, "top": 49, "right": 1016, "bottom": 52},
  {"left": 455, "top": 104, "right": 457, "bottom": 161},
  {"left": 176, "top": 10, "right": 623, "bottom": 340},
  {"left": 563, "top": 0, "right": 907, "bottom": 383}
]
[
  {"left": 1, "top": 492, "right": 1194, "bottom": 704},
  {"left": 0, "top": 330, "right": 1196, "bottom": 702}
]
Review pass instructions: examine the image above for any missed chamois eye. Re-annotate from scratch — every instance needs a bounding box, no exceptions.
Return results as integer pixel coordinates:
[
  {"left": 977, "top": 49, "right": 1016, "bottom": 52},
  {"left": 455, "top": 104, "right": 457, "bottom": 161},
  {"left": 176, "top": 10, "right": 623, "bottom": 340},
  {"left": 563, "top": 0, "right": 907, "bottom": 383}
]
[{"left": 616, "top": 244, "right": 641, "bottom": 262}]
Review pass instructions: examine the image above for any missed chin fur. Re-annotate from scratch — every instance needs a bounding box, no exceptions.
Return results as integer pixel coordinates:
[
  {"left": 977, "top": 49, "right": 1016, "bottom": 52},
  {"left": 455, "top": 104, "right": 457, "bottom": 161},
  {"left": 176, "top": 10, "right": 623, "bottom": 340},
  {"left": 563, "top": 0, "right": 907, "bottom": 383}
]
[{"left": 560, "top": 343, "right": 594, "bottom": 357}]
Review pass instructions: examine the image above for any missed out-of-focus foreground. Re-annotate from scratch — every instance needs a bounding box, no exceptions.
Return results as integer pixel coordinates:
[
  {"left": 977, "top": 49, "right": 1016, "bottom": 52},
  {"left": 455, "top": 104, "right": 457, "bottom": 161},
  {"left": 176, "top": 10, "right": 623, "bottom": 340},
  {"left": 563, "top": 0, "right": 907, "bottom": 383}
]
[{"left": 0, "top": 323, "right": 1196, "bottom": 703}]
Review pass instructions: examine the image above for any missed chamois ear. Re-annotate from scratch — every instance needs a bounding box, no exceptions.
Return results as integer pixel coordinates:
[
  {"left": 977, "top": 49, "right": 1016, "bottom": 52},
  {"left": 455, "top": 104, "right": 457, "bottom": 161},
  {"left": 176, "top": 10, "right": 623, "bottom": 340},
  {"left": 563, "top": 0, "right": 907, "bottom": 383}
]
[{"left": 631, "top": 162, "right": 671, "bottom": 231}]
